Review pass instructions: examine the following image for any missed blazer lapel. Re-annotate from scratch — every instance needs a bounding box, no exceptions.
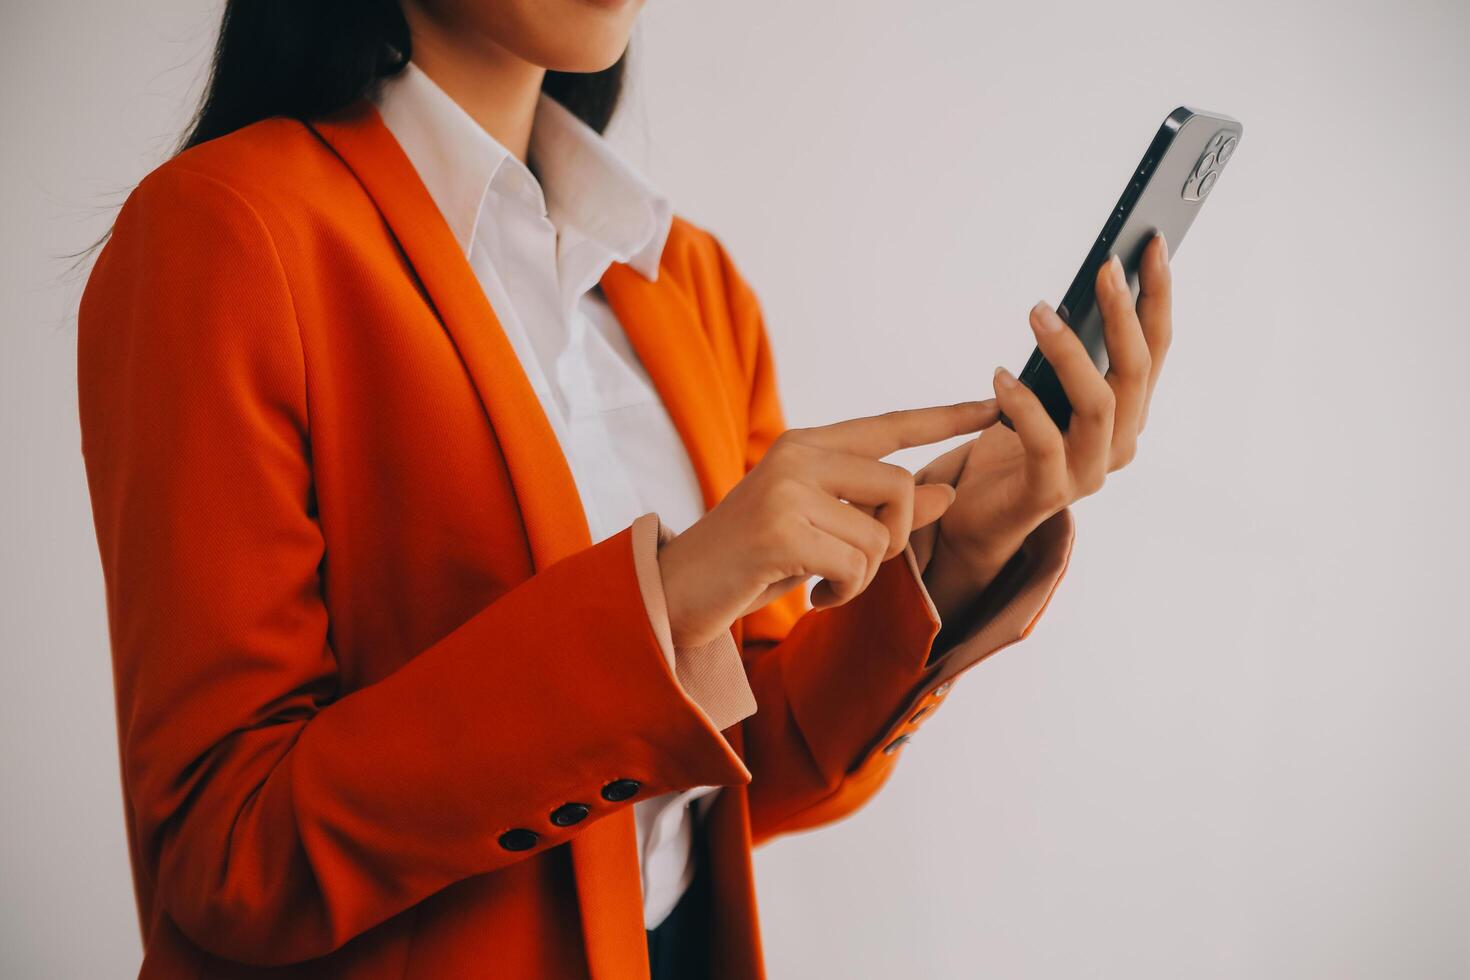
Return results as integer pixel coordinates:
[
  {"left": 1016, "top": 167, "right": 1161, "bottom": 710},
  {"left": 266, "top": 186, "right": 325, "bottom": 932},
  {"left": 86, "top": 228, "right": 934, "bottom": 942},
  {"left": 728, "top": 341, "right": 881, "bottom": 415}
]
[
  {"left": 600, "top": 262, "right": 747, "bottom": 509},
  {"left": 306, "top": 101, "right": 592, "bottom": 567},
  {"left": 306, "top": 102, "right": 649, "bottom": 979}
]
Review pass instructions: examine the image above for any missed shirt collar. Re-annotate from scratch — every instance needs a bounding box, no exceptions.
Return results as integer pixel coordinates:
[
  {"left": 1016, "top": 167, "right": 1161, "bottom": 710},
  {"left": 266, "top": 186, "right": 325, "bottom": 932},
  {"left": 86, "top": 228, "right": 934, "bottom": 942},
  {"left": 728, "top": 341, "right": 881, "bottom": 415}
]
[{"left": 370, "top": 61, "right": 671, "bottom": 282}]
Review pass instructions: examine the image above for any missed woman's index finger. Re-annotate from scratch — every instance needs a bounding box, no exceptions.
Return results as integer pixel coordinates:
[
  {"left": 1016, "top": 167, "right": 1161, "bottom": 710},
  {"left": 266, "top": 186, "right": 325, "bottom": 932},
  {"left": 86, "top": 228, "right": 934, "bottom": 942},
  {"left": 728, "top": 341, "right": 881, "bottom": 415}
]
[{"left": 791, "top": 400, "right": 998, "bottom": 458}]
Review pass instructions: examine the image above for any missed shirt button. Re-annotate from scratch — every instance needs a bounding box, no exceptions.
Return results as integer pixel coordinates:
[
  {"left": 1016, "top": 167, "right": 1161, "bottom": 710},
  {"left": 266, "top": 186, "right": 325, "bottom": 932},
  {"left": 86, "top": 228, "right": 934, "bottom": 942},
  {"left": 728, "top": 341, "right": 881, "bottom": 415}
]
[
  {"left": 601, "top": 779, "right": 641, "bottom": 802},
  {"left": 550, "top": 802, "right": 591, "bottom": 827},
  {"left": 882, "top": 734, "right": 912, "bottom": 755},
  {"left": 498, "top": 828, "right": 539, "bottom": 851}
]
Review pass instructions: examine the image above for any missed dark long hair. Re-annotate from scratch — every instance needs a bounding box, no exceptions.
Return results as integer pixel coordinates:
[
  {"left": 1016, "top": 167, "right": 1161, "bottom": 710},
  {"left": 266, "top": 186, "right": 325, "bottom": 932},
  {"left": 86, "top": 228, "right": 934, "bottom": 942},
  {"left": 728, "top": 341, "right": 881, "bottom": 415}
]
[
  {"left": 73, "top": 0, "right": 624, "bottom": 264},
  {"left": 183, "top": 0, "right": 625, "bottom": 151}
]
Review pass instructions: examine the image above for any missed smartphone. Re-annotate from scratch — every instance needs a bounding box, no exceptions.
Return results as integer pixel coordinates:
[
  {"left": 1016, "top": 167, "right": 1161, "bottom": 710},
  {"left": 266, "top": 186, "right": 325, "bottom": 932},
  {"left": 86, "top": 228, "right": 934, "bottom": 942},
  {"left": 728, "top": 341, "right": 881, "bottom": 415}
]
[{"left": 1003, "top": 106, "right": 1243, "bottom": 432}]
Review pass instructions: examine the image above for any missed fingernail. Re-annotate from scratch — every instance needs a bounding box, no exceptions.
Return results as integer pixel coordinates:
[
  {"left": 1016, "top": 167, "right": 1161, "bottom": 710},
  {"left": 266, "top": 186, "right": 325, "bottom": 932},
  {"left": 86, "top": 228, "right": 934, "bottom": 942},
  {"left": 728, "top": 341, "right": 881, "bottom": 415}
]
[
  {"left": 1155, "top": 231, "right": 1170, "bottom": 265},
  {"left": 994, "top": 366, "right": 1016, "bottom": 388},
  {"left": 1108, "top": 254, "right": 1126, "bottom": 291},
  {"left": 1031, "top": 300, "right": 1063, "bottom": 333}
]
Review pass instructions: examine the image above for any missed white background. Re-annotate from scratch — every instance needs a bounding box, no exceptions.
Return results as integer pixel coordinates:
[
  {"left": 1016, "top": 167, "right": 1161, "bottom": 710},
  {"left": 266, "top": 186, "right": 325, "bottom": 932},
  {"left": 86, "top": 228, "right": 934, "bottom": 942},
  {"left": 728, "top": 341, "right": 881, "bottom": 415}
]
[{"left": 3, "top": 1, "right": 1468, "bottom": 976}]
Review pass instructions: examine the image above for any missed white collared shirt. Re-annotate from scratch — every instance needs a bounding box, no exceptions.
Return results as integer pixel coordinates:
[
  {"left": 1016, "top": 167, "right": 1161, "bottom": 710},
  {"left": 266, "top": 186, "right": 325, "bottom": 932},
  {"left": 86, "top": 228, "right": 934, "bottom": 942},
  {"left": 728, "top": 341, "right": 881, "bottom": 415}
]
[{"left": 372, "top": 62, "right": 720, "bottom": 931}]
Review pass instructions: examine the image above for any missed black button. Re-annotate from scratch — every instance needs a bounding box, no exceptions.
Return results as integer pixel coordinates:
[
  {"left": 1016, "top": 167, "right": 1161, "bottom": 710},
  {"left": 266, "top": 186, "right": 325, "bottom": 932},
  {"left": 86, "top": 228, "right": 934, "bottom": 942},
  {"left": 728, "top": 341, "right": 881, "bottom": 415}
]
[
  {"left": 601, "top": 779, "right": 641, "bottom": 802},
  {"left": 909, "top": 706, "right": 932, "bottom": 724},
  {"left": 550, "top": 802, "right": 590, "bottom": 827},
  {"left": 882, "top": 734, "right": 912, "bottom": 755},
  {"left": 498, "top": 828, "right": 539, "bottom": 851}
]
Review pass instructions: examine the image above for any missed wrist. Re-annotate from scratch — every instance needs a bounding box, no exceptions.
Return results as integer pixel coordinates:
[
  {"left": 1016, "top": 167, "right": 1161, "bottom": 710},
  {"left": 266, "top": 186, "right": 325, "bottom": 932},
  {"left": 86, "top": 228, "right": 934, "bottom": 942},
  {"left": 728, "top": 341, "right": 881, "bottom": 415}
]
[
  {"left": 658, "top": 528, "right": 745, "bottom": 648},
  {"left": 656, "top": 532, "right": 699, "bottom": 648},
  {"left": 924, "top": 527, "right": 1025, "bottom": 623}
]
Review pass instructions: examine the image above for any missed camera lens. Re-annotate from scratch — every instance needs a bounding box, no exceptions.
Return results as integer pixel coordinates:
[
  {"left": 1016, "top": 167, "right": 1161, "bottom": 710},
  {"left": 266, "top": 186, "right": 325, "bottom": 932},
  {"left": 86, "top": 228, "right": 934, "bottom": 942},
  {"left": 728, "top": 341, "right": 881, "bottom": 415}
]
[
  {"left": 1195, "top": 153, "right": 1217, "bottom": 179},
  {"left": 1199, "top": 170, "right": 1219, "bottom": 196},
  {"left": 1218, "top": 135, "right": 1238, "bottom": 164}
]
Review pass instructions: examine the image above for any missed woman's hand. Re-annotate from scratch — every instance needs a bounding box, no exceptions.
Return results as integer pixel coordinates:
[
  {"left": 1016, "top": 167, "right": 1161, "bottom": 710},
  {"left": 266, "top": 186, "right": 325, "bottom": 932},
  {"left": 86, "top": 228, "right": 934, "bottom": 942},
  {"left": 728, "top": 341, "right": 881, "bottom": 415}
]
[
  {"left": 658, "top": 402, "right": 1001, "bottom": 648},
  {"left": 919, "top": 233, "right": 1174, "bottom": 620}
]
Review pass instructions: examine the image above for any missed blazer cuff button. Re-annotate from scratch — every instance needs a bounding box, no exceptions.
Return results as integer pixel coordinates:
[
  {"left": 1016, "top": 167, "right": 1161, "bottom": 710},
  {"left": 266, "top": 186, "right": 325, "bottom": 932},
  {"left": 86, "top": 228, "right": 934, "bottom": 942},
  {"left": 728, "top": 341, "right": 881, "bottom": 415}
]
[
  {"left": 601, "top": 779, "right": 641, "bottom": 802},
  {"left": 882, "top": 734, "right": 912, "bottom": 755},
  {"left": 498, "top": 828, "right": 540, "bottom": 851},
  {"left": 550, "top": 802, "right": 591, "bottom": 826}
]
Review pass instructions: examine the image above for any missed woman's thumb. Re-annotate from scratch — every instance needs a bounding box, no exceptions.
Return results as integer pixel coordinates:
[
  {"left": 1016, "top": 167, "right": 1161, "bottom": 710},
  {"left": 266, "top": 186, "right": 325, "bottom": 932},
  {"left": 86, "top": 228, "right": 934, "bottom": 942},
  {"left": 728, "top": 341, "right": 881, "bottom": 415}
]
[{"left": 911, "top": 482, "right": 957, "bottom": 530}]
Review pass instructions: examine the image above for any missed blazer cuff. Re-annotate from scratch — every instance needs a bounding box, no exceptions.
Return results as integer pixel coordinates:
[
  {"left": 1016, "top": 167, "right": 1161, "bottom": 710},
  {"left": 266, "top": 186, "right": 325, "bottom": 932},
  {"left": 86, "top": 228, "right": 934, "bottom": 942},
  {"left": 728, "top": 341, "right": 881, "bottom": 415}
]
[
  {"left": 630, "top": 513, "right": 758, "bottom": 733},
  {"left": 909, "top": 508, "right": 1076, "bottom": 677},
  {"left": 796, "top": 507, "right": 1074, "bottom": 778}
]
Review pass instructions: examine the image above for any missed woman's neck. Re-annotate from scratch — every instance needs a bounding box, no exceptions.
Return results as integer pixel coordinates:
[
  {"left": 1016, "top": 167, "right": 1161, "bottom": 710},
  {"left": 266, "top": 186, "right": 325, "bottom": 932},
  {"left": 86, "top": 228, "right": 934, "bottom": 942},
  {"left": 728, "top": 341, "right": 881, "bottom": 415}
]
[{"left": 400, "top": 4, "right": 546, "bottom": 162}]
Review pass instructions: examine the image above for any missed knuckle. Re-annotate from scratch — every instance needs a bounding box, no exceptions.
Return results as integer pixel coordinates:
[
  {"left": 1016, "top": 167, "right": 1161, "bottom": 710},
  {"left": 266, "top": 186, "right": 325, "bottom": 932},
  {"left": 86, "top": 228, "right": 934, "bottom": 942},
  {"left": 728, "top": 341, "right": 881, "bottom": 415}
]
[
  {"left": 1115, "top": 348, "right": 1150, "bottom": 382},
  {"left": 868, "top": 519, "right": 893, "bottom": 558},
  {"left": 763, "top": 436, "right": 795, "bottom": 467},
  {"left": 881, "top": 462, "right": 915, "bottom": 496},
  {"left": 1038, "top": 429, "right": 1067, "bottom": 460},
  {"left": 1085, "top": 387, "right": 1115, "bottom": 420},
  {"left": 763, "top": 477, "right": 799, "bottom": 511},
  {"left": 776, "top": 435, "right": 811, "bottom": 463},
  {"left": 771, "top": 431, "right": 812, "bottom": 463},
  {"left": 1032, "top": 472, "right": 1069, "bottom": 509},
  {"left": 1044, "top": 484, "right": 1072, "bottom": 511},
  {"left": 773, "top": 546, "right": 806, "bottom": 581},
  {"left": 1032, "top": 445, "right": 1063, "bottom": 471}
]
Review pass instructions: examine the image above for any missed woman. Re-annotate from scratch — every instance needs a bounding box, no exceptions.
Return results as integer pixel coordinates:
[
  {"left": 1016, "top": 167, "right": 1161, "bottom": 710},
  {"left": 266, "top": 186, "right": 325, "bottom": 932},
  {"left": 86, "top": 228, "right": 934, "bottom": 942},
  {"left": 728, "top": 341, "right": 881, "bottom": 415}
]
[{"left": 76, "top": 0, "right": 1172, "bottom": 977}]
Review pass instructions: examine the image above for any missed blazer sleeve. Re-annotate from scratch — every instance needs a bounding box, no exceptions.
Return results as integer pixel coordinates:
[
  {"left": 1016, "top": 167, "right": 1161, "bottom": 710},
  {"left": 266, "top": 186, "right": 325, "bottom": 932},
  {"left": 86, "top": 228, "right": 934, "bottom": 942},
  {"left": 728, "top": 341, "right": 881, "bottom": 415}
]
[
  {"left": 702, "top": 237, "right": 1077, "bottom": 844},
  {"left": 76, "top": 166, "right": 752, "bottom": 966}
]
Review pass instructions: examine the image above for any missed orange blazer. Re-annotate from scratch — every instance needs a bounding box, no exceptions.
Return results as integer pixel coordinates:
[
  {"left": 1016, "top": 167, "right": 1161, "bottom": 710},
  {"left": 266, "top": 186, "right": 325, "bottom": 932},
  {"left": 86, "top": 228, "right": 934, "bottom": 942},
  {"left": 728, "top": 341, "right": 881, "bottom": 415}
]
[{"left": 77, "top": 98, "right": 1075, "bottom": 979}]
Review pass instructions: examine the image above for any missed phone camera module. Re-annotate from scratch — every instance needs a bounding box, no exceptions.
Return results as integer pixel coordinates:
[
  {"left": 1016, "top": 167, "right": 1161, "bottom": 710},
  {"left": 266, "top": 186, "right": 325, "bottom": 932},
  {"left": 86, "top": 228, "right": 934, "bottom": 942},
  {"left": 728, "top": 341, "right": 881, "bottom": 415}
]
[{"left": 1182, "top": 128, "right": 1237, "bottom": 202}]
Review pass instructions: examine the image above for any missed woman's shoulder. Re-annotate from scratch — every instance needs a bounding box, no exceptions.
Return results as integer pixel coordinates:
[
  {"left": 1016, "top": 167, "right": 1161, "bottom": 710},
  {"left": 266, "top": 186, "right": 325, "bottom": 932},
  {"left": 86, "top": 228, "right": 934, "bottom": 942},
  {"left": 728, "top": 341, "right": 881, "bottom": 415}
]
[
  {"left": 659, "top": 216, "right": 763, "bottom": 326},
  {"left": 123, "top": 114, "right": 361, "bottom": 239}
]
